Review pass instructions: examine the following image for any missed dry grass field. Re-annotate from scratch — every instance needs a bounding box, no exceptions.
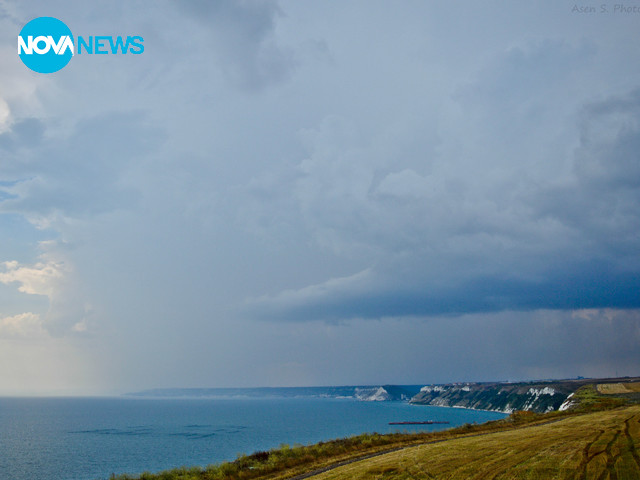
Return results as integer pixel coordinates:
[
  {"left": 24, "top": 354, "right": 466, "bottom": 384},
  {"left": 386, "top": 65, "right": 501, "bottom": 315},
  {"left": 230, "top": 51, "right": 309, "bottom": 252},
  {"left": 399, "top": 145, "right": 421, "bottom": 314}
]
[
  {"left": 310, "top": 406, "right": 640, "bottom": 480},
  {"left": 598, "top": 383, "right": 640, "bottom": 395}
]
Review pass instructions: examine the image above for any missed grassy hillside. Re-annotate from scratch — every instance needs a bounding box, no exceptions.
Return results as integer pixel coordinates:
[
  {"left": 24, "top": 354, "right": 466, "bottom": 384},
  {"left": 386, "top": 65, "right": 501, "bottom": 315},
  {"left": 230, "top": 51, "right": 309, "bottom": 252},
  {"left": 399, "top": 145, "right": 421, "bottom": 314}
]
[{"left": 312, "top": 405, "right": 640, "bottom": 480}]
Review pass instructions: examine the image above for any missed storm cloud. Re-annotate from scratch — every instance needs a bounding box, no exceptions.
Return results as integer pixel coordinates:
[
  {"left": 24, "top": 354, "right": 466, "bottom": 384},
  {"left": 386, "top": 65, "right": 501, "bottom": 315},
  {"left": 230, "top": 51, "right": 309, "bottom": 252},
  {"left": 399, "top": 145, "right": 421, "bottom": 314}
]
[{"left": 0, "top": 1, "right": 638, "bottom": 394}]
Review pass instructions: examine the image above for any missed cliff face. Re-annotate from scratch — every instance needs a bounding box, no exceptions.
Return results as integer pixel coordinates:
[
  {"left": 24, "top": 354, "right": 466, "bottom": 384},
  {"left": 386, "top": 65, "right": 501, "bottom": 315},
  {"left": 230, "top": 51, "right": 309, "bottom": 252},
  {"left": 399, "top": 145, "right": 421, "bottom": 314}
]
[
  {"left": 354, "top": 385, "right": 423, "bottom": 401},
  {"left": 410, "top": 382, "right": 575, "bottom": 413}
]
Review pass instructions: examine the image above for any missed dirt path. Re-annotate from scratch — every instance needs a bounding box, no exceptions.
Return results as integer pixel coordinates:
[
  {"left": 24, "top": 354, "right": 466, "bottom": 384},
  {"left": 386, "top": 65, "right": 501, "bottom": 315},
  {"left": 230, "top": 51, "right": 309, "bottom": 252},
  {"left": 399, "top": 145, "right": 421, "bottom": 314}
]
[{"left": 287, "top": 447, "right": 407, "bottom": 480}]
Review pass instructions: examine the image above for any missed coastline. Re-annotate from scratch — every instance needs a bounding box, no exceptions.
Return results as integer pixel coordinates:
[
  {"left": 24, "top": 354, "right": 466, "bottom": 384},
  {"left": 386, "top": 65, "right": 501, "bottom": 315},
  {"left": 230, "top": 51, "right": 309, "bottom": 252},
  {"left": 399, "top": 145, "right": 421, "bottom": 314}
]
[{"left": 409, "top": 401, "right": 510, "bottom": 415}]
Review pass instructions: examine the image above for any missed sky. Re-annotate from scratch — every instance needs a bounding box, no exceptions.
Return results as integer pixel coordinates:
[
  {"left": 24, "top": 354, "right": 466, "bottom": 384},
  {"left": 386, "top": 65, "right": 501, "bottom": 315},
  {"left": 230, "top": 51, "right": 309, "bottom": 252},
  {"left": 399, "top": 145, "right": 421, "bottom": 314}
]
[{"left": 0, "top": 1, "right": 639, "bottom": 396}]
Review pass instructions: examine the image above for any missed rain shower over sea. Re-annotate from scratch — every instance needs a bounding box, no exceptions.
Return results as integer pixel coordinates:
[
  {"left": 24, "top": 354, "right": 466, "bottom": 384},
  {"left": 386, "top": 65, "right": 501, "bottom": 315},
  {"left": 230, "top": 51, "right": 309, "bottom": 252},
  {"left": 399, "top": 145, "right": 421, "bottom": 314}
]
[{"left": 0, "top": 387, "right": 506, "bottom": 480}]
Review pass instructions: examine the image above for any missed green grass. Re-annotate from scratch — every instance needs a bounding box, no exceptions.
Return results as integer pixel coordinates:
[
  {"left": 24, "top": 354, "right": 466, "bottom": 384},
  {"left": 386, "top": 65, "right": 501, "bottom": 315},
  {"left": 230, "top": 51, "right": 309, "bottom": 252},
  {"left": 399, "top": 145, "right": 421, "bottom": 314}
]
[{"left": 573, "top": 384, "right": 629, "bottom": 412}]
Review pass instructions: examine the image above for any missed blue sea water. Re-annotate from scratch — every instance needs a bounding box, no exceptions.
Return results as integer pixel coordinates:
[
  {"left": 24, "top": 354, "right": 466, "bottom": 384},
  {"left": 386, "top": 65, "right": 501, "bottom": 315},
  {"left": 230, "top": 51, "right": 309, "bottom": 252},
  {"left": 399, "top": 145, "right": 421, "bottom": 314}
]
[{"left": 0, "top": 397, "right": 506, "bottom": 480}]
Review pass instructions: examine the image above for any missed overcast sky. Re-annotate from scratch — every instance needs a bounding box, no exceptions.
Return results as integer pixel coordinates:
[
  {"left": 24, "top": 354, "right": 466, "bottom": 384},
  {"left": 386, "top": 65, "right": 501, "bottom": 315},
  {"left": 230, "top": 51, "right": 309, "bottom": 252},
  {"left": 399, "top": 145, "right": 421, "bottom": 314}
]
[{"left": 0, "top": 1, "right": 639, "bottom": 395}]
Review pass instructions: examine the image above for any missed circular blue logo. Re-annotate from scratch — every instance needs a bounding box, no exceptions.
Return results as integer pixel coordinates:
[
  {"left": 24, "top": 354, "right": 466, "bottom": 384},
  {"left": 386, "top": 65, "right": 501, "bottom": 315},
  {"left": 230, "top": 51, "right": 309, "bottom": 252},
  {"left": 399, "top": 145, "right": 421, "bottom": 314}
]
[{"left": 18, "top": 17, "right": 74, "bottom": 74}]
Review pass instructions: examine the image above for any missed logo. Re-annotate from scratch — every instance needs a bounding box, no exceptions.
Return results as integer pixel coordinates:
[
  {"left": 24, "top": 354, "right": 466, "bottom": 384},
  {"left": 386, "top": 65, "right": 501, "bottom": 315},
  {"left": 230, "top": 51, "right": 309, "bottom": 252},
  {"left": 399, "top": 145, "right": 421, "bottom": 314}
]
[
  {"left": 18, "top": 16, "right": 144, "bottom": 74},
  {"left": 18, "top": 17, "right": 74, "bottom": 73}
]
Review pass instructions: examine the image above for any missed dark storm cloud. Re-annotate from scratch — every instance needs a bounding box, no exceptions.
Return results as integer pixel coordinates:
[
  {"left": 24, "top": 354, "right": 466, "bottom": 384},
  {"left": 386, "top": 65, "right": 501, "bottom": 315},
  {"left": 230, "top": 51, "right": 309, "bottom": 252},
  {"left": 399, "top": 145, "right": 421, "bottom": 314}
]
[
  {"left": 247, "top": 263, "right": 640, "bottom": 322},
  {"left": 245, "top": 84, "right": 640, "bottom": 322}
]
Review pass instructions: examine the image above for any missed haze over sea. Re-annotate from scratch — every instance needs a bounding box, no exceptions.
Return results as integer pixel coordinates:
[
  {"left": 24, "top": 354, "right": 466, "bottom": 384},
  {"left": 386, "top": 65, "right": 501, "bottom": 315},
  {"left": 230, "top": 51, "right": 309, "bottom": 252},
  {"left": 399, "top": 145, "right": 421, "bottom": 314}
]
[{"left": 0, "top": 394, "right": 505, "bottom": 480}]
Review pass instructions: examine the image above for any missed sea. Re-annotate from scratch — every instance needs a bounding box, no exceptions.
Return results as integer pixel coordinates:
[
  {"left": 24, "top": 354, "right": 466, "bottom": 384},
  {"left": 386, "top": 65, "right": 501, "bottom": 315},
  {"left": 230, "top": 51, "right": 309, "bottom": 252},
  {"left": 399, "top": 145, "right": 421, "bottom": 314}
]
[{"left": 0, "top": 396, "right": 506, "bottom": 480}]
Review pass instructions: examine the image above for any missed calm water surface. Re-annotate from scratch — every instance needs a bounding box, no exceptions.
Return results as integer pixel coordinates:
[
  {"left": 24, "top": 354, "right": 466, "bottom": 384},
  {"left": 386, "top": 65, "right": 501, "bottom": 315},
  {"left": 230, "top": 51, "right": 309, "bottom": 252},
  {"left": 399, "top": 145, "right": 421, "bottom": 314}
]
[{"left": 0, "top": 397, "right": 506, "bottom": 480}]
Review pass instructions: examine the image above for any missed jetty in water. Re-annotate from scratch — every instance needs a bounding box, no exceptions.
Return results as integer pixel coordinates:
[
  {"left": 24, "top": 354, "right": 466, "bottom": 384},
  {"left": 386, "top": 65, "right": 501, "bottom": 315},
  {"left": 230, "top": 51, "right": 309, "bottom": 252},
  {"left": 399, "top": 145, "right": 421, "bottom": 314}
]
[{"left": 388, "top": 421, "right": 450, "bottom": 425}]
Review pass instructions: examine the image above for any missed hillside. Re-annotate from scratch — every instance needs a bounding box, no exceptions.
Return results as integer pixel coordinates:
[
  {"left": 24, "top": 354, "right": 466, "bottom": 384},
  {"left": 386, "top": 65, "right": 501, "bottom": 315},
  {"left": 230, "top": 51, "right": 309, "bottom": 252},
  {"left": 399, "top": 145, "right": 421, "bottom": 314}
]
[
  {"left": 409, "top": 377, "right": 640, "bottom": 413},
  {"left": 310, "top": 405, "right": 640, "bottom": 480}
]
